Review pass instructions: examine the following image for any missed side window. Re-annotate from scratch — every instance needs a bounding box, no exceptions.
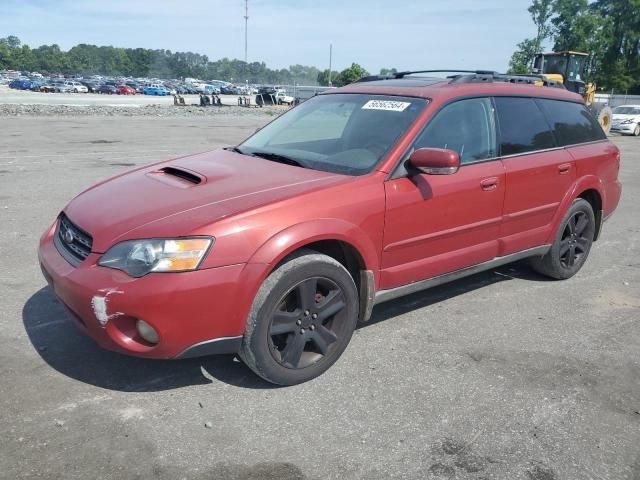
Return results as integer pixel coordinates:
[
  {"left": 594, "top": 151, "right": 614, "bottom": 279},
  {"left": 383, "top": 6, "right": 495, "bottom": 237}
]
[
  {"left": 413, "top": 98, "right": 496, "bottom": 164},
  {"left": 536, "top": 98, "right": 606, "bottom": 145},
  {"left": 494, "top": 97, "right": 555, "bottom": 156}
]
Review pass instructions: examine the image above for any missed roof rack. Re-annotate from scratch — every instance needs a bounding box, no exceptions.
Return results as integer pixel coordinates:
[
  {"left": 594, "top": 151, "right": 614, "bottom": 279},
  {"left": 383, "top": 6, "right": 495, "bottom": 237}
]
[
  {"left": 354, "top": 70, "right": 483, "bottom": 83},
  {"left": 355, "top": 70, "right": 566, "bottom": 89},
  {"left": 449, "top": 72, "right": 565, "bottom": 89}
]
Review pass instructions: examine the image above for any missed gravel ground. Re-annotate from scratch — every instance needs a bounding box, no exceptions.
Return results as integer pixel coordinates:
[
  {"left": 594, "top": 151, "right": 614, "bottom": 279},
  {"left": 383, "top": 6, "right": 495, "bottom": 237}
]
[
  {"left": 0, "top": 115, "right": 638, "bottom": 480},
  {"left": 0, "top": 103, "right": 285, "bottom": 117},
  {"left": 0, "top": 85, "right": 288, "bottom": 116}
]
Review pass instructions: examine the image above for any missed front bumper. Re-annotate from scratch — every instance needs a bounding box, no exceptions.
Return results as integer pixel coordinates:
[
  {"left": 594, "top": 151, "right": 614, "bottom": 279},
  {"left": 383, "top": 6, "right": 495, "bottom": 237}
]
[
  {"left": 611, "top": 124, "right": 636, "bottom": 134},
  {"left": 38, "top": 224, "right": 248, "bottom": 359}
]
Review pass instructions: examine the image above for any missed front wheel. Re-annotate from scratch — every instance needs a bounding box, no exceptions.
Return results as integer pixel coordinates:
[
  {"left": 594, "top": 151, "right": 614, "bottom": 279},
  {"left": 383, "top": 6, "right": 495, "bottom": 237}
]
[
  {"left": 530, "top": 198, "right": 595, "bottom": 279},
  {"left": 240, "top": 250, "right": 359, "bottom": 385},
  {"left": 634, "top": 124, "right": 640, "bottom": 137}
]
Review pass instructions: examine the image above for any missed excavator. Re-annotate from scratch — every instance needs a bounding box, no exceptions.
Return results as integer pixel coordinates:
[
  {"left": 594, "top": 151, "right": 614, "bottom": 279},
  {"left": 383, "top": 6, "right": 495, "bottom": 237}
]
[{"left": 532, "top": 51, "right": 612, "bottom": 134}]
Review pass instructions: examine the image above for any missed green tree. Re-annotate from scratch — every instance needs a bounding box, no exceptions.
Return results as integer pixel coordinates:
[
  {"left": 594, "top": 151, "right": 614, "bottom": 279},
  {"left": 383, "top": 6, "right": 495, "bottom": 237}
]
[
  {"left": 379, "top": 67, "right": 398, "bottom": 76},
  {"left": 335, "top": 63, "right": 369, "bottom": 86},
  {"left": 317, "top": 68, "right": 339, "bottom": 86},
  {"left": 509, "top": 0, "right": 554, "bottom": 72}
]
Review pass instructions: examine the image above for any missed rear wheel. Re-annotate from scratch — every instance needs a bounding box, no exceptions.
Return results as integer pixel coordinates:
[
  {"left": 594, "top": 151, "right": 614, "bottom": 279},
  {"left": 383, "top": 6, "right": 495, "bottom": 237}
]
[
  {"left": 592, "top": 103, "right": 612, "bottom": 135},
  {"left": 530, "top": 198, "right": 595, "bottom": 279},
  {"left": 240, "top": 250, "right": 358, "bottom": 385}
]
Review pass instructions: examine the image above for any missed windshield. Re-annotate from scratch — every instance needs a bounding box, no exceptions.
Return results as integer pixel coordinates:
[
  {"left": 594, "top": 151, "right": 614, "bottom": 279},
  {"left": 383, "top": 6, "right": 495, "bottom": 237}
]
[
  {"left": 239, "top": 93, "right": 427, "bottom": 175},
  {"left": 543, "top": 55, "right": 568, "bottom": 77},
  {"left": 613, "top": 106, "right": 640, "bottom": 115}
]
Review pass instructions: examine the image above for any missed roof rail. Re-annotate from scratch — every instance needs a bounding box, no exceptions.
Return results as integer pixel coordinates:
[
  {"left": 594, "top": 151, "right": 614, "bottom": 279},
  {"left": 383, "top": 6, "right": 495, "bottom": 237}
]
[
  {"left": 449, "top": 72, "right": 565, "bottom": 89},
  {"left": 354, "top": 69, "right": 566, "bottom": 89},
  {"left": 354, "top": 70, "right": 491, "bottom": 83}
]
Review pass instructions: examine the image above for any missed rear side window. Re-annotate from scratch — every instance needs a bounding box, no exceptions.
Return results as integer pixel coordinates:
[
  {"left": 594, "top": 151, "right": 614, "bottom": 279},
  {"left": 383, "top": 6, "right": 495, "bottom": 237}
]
[
  {"left": 536, "top": 99, "right": 606, "bottom": 145},
  {"left": 413, "top": 97, "right": 496, "bottom": 164},
  {"left": 494, "top": 97, "right": 555, "bottom": 156}
]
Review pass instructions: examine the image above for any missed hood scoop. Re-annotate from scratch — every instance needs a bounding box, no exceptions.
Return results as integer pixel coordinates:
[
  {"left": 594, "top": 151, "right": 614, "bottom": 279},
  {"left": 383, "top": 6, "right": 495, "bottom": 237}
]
[{"left": 147, "top": 166, "right": 204, "bottom": 188}]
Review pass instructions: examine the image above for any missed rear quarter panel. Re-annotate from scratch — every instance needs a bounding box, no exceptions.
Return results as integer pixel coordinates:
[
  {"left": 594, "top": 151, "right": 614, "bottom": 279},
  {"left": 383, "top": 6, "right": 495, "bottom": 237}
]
[{"left": 569, "top": 140, "right": 622, "bottom": 217}]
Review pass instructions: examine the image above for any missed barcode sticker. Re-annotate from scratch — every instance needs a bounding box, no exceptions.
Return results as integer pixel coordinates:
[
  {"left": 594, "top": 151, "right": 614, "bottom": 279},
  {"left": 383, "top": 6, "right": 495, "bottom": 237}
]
[{"left": 362, "top": 100, "right": 411, "bottom": 112}]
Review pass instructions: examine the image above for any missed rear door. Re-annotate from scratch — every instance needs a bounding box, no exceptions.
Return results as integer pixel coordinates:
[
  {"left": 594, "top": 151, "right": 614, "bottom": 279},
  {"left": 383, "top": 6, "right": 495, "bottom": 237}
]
[
  {"left": 381, "top": 97, "right": 505, "bottom": 289},
  {"left": 494, "top": 97, "right": 576, "bottom": 256}
]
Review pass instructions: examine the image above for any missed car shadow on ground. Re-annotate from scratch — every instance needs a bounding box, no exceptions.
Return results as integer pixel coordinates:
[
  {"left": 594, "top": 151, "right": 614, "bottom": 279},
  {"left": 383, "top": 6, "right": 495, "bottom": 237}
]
[{"left": 23, "top": 261, "right": 551, "bottom": 392}]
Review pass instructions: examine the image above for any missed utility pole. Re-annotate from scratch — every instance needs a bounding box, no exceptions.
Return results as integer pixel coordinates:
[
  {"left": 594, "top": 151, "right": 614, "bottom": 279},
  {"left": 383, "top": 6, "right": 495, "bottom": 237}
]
[
  {"left": 328, "top": 44, "right": 332, "bottom": 86},
  {"left": 243, "top": 0, "right": 249, "bottom": 67}
]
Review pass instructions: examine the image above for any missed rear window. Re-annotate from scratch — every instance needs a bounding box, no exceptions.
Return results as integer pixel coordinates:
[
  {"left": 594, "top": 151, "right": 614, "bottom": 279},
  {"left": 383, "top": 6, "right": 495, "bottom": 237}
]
[
  {"left": 494, "top": 97, "right": 555, "bottom": 156},
  {"left": 536, "top": 99, "right": 606, "bottom": 145}
]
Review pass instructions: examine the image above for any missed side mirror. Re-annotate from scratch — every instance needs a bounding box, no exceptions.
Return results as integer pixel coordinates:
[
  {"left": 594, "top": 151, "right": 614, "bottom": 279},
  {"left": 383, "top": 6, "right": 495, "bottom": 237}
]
[{"left": 408, "top": 148, "right": 460, "bottom": 175}]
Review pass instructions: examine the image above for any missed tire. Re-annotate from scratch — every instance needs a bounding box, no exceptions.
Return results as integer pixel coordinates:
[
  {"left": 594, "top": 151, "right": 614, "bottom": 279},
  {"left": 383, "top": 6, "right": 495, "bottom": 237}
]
[
  {"left": 73, "top": 89, "right": 78, "bottom": 93},
  {"left": 592, "top": 103, "right": 612, "bottom": 135},
  {"left": 530, "top": 198, "right": 595, "bottom": 279},
  {"left": 240, "top": 249, "right": 359, "bottom": 385},
  {"left": 634, "top": 124, "right": 640, "bottom": 137}
]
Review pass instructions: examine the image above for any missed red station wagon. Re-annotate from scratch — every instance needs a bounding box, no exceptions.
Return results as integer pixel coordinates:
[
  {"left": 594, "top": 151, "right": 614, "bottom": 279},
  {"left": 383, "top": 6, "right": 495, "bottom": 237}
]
[{"left": 38, "top": 70, "right": 622, "bottom": 385}]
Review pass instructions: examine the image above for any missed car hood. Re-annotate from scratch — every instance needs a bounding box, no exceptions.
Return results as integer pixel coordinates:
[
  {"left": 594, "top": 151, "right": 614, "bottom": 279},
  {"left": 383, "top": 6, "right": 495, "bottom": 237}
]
[
  {"left": 64, "top": 149, "right": 347, "bottom": 252},
  {"left": 612, "top": 114, "right": 639, "bottom": 121}
]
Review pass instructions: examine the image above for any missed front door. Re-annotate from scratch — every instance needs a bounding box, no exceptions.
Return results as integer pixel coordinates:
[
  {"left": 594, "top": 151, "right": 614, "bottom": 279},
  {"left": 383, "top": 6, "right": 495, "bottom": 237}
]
[{"left": 381, "top": 97, "right": 505, "bottom": 290}]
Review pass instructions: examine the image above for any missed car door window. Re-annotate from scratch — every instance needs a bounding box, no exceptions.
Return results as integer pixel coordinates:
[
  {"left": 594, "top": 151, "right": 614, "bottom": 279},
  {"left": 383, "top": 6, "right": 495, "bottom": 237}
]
[
  {"left": 536, "top": 98, "right": 607, "bottom": 145},
  {"left": 494, "top": 97, "right": 555, "bottom": 156},
  {"left": 412, "top": 97, "right": 496, "bottom": 164}
]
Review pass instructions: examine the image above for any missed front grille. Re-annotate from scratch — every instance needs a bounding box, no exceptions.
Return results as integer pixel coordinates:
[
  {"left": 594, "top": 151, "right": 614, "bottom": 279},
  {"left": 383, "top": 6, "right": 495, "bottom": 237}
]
[{"left": 54, "top": 213, "right": 93, "bottom": 265}]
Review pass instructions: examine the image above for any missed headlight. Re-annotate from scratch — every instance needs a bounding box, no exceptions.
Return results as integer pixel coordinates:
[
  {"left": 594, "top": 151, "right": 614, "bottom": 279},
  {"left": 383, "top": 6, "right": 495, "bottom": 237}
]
[
  {"left": 98, "top": 237, "right": 213, "bottom": 277},
  {"left": 621, "top": 119, "right": 634, "bottom": 124}
]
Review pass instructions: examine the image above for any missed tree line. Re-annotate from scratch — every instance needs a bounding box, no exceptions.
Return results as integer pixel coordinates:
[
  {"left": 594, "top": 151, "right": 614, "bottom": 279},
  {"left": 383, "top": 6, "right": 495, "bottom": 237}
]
[
  {"left": 0, "top": 36, "right": 380, "bottom": 86},
  {"left": 510, "top": 0, "right": 640, "bottom": 94}
]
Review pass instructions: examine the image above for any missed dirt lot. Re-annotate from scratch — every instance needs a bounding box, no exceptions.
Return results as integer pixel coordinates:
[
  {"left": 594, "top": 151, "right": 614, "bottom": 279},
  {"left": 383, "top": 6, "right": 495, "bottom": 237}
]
[{"left": 0, "top": 115, "right": 638, "bottom": 480}]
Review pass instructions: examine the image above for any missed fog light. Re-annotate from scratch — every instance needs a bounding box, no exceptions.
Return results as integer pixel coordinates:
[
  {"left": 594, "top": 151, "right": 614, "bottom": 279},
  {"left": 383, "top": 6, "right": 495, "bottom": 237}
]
[{"left": 136, "top": 319, "right": 159, "bottom": 344}]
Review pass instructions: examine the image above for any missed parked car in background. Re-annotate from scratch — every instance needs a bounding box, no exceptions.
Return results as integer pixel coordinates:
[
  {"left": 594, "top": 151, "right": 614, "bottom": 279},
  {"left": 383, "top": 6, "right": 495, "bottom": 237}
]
[
  {"left": 81, "top": 81, "right": 100, "bottom": 93},
  {"left": 64, "top": 81, "right": 88, "bottom": 93},
  {"left": 125, "top": 82, "right": 141, "bottom": 93},
  {"left": 52, "top": 82, "right": 73, "bottom": 93},
  {"left": 275, "top": 91, "right": 295, "bottom": 105},
  {"left": 143, "top": 85, "right": 169, "bottom": 96},
  {"left": 96, "top": 84, "right": 117, "bottom": 94},
  {"left": 8, "top": 79, "right": 35, "bottom": 90},
  {"left": 116, "top": 85, "right": 136, "bottom": 95},
  {"left": 611, "top": 105, "right": 640, "bottom": 136}
]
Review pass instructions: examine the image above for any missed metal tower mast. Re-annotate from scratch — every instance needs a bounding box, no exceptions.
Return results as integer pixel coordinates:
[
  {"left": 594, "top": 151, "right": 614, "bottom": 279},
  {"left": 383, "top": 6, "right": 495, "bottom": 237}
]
[{"left": 243, "top": 0, "right": 249, "bottom": 66}]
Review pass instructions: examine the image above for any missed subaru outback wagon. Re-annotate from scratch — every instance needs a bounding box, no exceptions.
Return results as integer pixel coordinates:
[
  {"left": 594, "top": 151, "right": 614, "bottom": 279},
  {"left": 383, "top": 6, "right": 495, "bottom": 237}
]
[{"left": 39, "top": 71, "right": 622, "bottom": 385}]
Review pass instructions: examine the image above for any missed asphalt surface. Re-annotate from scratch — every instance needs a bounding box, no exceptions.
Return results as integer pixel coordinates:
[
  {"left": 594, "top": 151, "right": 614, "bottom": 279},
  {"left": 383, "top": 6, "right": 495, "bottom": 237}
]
[{"left": 0, "top": 116, "right": 638, "bottom": 480}]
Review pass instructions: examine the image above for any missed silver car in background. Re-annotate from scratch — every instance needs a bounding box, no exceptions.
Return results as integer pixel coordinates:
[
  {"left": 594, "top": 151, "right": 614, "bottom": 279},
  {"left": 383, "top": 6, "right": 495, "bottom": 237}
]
[{"left": 611, "top": 105, "right": 640, "bottom": 136}]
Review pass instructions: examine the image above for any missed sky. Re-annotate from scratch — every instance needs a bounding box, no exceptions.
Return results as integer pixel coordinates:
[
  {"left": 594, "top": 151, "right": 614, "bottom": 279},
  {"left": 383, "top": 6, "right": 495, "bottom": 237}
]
[{"left": 0, "top": 0, "right": 542, "bottom": 74}]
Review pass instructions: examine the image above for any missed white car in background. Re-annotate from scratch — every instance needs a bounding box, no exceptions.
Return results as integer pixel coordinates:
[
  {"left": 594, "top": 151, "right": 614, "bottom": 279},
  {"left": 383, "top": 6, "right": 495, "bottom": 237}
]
[
  {"left": 63, "top": 81, "right": 88, "bottom": 93},
  {"left": 611, "top": 105, "right": 640, "bottom": 136},
  {"left": 275, "top": 91, "right": 295, "bottom": 105}
]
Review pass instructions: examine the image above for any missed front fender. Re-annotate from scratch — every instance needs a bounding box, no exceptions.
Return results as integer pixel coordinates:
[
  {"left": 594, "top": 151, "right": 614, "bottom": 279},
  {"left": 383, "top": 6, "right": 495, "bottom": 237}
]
[
  {"left": 545, "top": 175, "right": 605, "bottom": 244},
  {"left": 224, "top": 220, "right": 381, "bottom": 335},
  {"left": 248, "top": 218, "right": 380, "bottom": 274}
]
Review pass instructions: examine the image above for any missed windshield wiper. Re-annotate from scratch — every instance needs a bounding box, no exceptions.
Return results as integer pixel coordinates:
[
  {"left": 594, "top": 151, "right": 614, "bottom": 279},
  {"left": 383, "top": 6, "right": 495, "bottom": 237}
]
[
  {"left": 250, "top": 151, "right": 307, "bottom": 168},
  {"left": 225, "top": 146, "right": 246, "bottom": 155}
]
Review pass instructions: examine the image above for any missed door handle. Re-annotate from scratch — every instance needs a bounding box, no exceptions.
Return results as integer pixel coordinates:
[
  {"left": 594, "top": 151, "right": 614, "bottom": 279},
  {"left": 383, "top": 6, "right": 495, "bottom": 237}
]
[
  {"left": 480, "top": 177, "right": 498, "bottom": 191},
  {"left": 558, "top": 163, "right": 571, "bottom": 174}
]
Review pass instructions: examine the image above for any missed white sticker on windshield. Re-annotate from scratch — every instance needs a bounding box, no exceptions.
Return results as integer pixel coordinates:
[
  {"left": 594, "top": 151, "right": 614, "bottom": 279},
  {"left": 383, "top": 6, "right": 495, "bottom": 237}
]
[{"left": 362, "top": 100, "right": 411, "bottom": 112}]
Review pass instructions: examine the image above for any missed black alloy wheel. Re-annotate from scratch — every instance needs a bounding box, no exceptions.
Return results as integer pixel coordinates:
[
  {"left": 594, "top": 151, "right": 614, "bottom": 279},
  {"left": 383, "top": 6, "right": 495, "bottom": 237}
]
[
  {"left": 558, "top": 210, "right": 591, "bottom": 269},
  {"left": 268, "top": 276, "right": 347, "bottom": 369},
  {"left": 530, "top": 198, "right": 595, "bottom": 279},
  {"left": 240, "top": 250, "right": 359, "bottom": 385}
]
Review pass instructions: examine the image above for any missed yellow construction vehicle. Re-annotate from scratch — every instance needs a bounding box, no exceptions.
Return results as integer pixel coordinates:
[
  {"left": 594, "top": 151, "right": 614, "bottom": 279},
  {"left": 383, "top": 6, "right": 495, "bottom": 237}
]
[{"left": 533, "top": 51, "right": 612, "bottom": 134}]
